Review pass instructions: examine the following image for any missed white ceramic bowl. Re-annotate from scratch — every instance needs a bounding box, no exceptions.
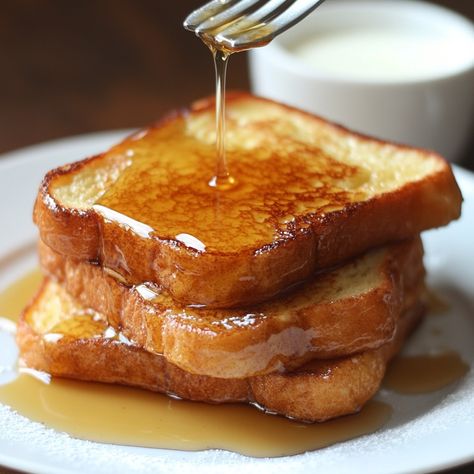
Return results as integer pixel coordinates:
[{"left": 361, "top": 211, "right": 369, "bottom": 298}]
[{"left": 249, "top": 0, "right": 474, "bottom": 162}]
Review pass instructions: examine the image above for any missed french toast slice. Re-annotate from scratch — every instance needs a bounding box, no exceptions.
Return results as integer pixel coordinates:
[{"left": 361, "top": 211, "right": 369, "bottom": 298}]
[
  {"left": 39, "top": 238, "right": 424, "bottom": 378},
  {"left": 17, "top": 279, "right": 424, "bottom": 422},
  {"left": 34, "top": 93, "right": 461, "bottom": 308}
]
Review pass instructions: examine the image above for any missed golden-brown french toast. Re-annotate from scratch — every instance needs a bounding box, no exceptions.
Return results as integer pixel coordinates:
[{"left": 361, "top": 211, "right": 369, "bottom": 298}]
[
  {"left": 17, "top": 279, "right": 425, "bottom": 422},
  {"left": 34, "top": 93, "right": 462, "bottom": 308},
  {"left": 39, "top": 238, "right": 424, "bottom": 378}
]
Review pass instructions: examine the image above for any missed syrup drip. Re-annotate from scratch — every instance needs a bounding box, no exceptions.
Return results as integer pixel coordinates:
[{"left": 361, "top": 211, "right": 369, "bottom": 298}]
[
  {"left": 197, "top": 17, "right": 273, "bottom": 190},
  {"left": 0, "top": 374, "right": 391, "bottom": 457},
  {"left": 196, "top": 15, "right": 279, "bottom": 191},
  {"left": 426, "top": 288, "right": 450, "bottom": 314},
  {"left": 208, "top": 47, "right": 235, "bottom": 190},
  {"left": 384, "top": 352, "right": 469, "bottom": 394},
  {"left": 0, "top": 269, "right": 42, "bottom": 316}
]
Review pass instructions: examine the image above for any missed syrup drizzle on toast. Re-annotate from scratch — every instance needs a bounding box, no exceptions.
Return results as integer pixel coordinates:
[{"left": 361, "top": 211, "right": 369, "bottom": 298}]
[
  {"left": 199, "top": 15, "right": 272, "bottom": 190},
  {"left": 94, "top": 117, "right": 360, "bottom": 253}
]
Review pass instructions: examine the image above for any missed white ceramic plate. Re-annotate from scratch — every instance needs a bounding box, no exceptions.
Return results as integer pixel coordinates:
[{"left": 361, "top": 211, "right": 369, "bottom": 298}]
[{"left": 0, "top": 132, "right": 473, "bottom": 474}]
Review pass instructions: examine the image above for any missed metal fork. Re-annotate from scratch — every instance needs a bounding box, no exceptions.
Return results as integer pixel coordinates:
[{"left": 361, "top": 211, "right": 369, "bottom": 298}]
[{"left": 183, "top": 0, "right": 326, "bottom": 52}]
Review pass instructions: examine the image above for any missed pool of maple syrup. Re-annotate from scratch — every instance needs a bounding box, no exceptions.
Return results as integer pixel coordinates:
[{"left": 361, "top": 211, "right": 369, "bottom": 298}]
[
  {"left": 384, "top": 352, "right": 469, "bottom": 394},
  {"left": 382, "top": 290, "right": 469, "bottom": 394},
  {"left": 0, "top": 272, "right": 470, "bottom": 457},
  {"left": 0, "top": 374, "right": 393, "bottom": 457},
  {"left": 0, "top": 270, "right": 393, "bottom": 458}
]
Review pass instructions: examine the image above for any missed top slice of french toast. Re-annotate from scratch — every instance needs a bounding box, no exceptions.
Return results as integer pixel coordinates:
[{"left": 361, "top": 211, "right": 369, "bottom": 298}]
[{"left": 34, "top": 93, "right": 462, "bottom": 308}]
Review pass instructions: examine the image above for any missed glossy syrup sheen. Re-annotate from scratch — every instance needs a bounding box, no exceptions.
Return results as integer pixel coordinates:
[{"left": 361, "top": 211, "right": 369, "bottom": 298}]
[
  {"left": 95, "top": 116, "right": 365, "bottom": 253},
  {"left": 0, "top": 269, "right": 42, "bottom": 316},
  {"left": 202, "top": 18, "right": 273, "bottom": 188},
  {"left": 0, "top": 375, "right": 393, "bottom": 457},
  {"left": 383, "top": 292, "right": 469, "bottom": 394},
  {"left": 0, "top": 270, "right": 393, "bottom": 457},
  {"left": 384, "top": 352, "right": 469, "bottom": 394}
]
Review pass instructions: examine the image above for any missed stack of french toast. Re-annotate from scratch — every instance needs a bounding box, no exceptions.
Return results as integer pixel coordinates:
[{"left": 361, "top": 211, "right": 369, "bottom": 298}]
[{"left": 18, "top": 94, "right": 462, "bottom": 422}]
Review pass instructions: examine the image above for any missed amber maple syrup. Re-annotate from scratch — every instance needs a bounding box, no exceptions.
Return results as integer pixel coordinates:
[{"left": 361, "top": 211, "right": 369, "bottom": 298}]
[
  {"left": 208, "top": 47, "right": 235, "bottom": 189},
  {"left": 95, "top": 117, "right": 361, "bottom": 253},
  {"left": 0, "top": 271, "right": 396, "bottom": 457},
  {"left": 0, "top": 274, "right": 470, "bottom": 457},
  {"left": 0, "top": 269, "right": 42, "bottom": 316},
  {"left": 198, "top": 16, "right": 272, "bottom": 190},
  {"left": 426, "top": 288, "right": 451, "bottom": 314},
  {"left": 383, "top": 290, "right": 468, "bottom": 394},
  {"left": 384, "top": 352, "right": 469, "bottom": 394},
  {"left": 91, "top": 16, "right": 369, "bottom": 255},
  {"left": 0, "top": 375, "right": 393, "bottom": 457}
]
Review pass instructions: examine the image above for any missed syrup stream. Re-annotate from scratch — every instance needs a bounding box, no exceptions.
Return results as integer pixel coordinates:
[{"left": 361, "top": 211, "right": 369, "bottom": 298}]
[{"left": 209, "top": 48, "right": 235, "bottom": 190}]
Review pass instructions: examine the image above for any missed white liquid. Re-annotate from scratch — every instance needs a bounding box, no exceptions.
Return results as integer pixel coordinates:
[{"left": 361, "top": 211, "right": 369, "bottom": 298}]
[{"left": 292, "top": 26, "right": 473, "bottom": 81}]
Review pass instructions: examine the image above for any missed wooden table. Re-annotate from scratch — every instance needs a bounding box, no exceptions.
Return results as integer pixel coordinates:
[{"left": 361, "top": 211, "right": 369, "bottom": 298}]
[{"left": 0, "top": 1, "right": 473, "bottom": 473}]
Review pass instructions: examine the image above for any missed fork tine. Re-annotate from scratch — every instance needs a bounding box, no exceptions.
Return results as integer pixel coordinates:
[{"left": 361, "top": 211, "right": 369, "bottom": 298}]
[
  {"left": 183, "top": 0, "right": 239, "bottom": 32},
  {"left": 217, "top": 0, "right": 326, "bottom": 50},
  {"left": 265, "top": 0, "right": 326, "bottom": 33},
  {"left": 215, "top": 0, "right": 295, "bottom": 38},
  {"left": 184, "top": 0, "right": 260, "bottom": 33},
  {"left": 195, "top": 0, "right": 268, "bottom": 35}
]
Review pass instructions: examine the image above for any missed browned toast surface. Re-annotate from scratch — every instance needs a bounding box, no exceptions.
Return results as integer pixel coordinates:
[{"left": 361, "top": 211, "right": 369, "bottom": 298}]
[
  {"left": 17, "top": 279, "right": 424, "bottom": 422},
  {"left": 34, "top": 93, "right": 461, "bottom": 308},
  {"left": 39, "top": 238, "right": 424, "bottom": 378}
]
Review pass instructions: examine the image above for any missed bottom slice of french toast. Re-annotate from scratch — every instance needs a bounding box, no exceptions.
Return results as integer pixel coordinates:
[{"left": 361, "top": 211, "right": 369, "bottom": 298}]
[{"left": 16, "top": 279, "right": 425, "bottom": 422}]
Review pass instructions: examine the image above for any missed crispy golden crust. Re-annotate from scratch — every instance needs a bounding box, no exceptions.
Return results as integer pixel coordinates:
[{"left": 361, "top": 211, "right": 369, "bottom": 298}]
[
  {"left": 17, "top": 279, "right": 424, "bottom": 422},
  {"left": 33, "top": 93, "right": 462, "bottom": 309},
  {"left": 39, "top": 238, "right": 424, "bottom": 378}
]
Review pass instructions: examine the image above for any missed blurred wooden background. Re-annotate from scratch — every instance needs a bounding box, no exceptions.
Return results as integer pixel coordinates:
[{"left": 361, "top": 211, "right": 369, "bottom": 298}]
[
  {"left": 0, "top": 0, "right": 245, "bottom": 153},
  {"left": 0, "top": 0, "right": 472, "bottom": 168}
]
